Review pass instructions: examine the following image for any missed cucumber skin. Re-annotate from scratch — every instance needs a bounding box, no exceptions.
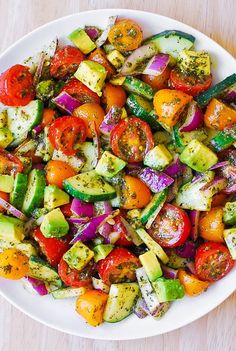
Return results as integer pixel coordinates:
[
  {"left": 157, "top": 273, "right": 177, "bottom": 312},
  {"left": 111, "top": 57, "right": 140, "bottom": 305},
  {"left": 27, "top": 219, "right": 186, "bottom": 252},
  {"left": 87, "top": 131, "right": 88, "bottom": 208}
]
[
  {"left": 63, "top": 179, "right": 116, "bottom": 202},
  {"left": 144, "top": 30, "right": 195, "bottom": 44},
  {"left": 10, "top": 173, "right": 28, "bottom": 210},
  {"left": 22, "top": 169, "right": 46, "bottom": 216},
  {"left": 123, "top": 76, "right": 154, "bottom": 100},
  {"left": 197, "top": 73, "right": 236, "bottom": 108},
  {"left": 29, "top": 255, "right": 61, "bottom": 285}
]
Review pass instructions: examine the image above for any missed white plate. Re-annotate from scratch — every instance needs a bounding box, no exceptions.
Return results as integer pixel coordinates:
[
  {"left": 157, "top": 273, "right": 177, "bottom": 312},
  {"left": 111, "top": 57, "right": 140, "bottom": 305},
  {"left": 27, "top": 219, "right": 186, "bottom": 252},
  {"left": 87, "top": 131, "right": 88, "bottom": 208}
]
[{"left": 0, "top": 9, "right": 235, "bottom": 340}]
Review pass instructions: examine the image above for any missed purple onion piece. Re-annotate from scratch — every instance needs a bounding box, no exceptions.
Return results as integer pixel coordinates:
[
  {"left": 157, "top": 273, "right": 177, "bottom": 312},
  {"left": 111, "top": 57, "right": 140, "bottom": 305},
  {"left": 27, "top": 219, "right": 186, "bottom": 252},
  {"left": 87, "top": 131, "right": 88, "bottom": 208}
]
[
  {"left": 133, "top": 297, "right": 149, "bottom": 319},
  {"left": 0, "top": 197, "right": 27, "bottom": 221},
  {"left": 186, "top": 261, "right": 197, "bottom": 275},
  {"left": 99, "top": 106, "right": 122, "bottom": 135},
  {"left": 175, "top": 240, "right": 197, "bottom": 259},
  {"left": 126, "top": 162, "right": 142, "bottom": 176},
  {"left": 71, "top": 198, "right": 94, "bottom": 217},
  {"left": 222, "top": 83, "right": 236, "bottom": 102},
  {"left": 85, "top": 26, "right": 101, "bottom": 40},
  {"left": 151, "top": 302, "right": 171, "bottom": 319},
  {"left": 200, "top": 176, "right": 227, "bottom": 194},
  {"left": 189, "top": 210, "right": 200, "bottom": 241},
  {"left": 210, "top": 161, "right": 229, "bottom": 170},
  {"left": 139, "top": 167, "right": 174, "bottom": 193},
  {"left": 142, "top": 53, "right": 170, "bottom": 76},
  {"left": 68, "top": 217, "right": 90, "bottom": 224},
  {"left": 165, "top": 155, "right": 186, "bottom": 177},
  {"left": 161, "top": 264, "right": 178, "bottom": 279},
  {"left": 25, "top": 276, "right": 48, "bottom": 296},
  {"left": 52, "top": 91, "right": 81, "bottom": 114},
  {"left": 32, "top": 163, "right": 45, "bottom": 170},
  {"left": 32, "top": 124, "right": 44, "bottom": 135},
  {"left": 179, "top": 101, "right": 203, "bottom": 132}
]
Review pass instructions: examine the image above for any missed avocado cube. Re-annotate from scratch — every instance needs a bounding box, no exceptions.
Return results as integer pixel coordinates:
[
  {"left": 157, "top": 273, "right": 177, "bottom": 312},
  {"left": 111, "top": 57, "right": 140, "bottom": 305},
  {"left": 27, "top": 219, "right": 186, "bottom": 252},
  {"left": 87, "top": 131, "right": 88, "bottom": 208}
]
[
  {"left": 180, "top": 139, "right": 218, "bottom": 172},
  {"left": 178, "top": 50, "right": 211, "bottom": 76},
  {"left": 95, "top": 151, "right": 127, "bottom": 178},
  {"left": 0, "top": 214, "right": 25, "bottom": 242},
  {"left": 74, "top": 60, "right": 107, "bottom": 96},
  {"left": 68, "top": 28, "right": 96, "bottom": 55},
  {"left": 63, "top": 241, "right": 94, "bottom": 271},
  {"left": 224, "top": 228, "right": 236, "bottom": 259},
  {"left": 223, "top": 202, "right": 236, "bottom": 226},
  {"left": 107, "top": 50, "right": 125, "bottom": 69},
  {"left": 139, "top": 250, "right": 162, "bottom": 281},
  {"left": 0, "top": 128, "right": 13, "bottom": 148},
  {"left": 0, "top": 239, "right": 37, "bottom": 257},
  {"left": 40, "top": 208, "right": 69, "bottom": 238},
  {"left": 93, "top": 244, "right": 114, "bottom": 262},
  {"left": 0, "top": 110, "right": 7, "bottom": 128},
  {"left": 44, "top": 185, "right": 70, "bottom": 211},
  {"left": 152, "top": 277, "right": 184, "bottom": 302},
  {"left": 144, "top": 144, "right": 173, "bottom": 171},
  {"left": 0, "top": 175, "right": 14, "bottom": 193}
]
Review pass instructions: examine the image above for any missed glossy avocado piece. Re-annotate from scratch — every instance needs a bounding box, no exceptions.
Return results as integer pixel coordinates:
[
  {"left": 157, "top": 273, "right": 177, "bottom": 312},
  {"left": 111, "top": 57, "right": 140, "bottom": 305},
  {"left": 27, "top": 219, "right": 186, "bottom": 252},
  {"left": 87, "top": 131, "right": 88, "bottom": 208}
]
[
  {"left": 44, "top": 185, "right": 70, "bottom": 210},
  {"left": 0, "top": 214, "right": 25, "bottom": 243},
  {"left": 139, "top": 250, "right": 162, "bottom": 281},
  {"left": 63, "top": 241, "right": 94, "bottom": 271},
  {"left": 68, "top": 28, "right": 96, "bottom": 54},
  {"left": 95, "top": 151, "right": 127, "bottom": 178},
  {"left": 152, "top": 277, "right": 184, "bottom": 302},
  {"left": 0, "top": 175, "right": 14, "bottom": 193},
  {"left": 223, "top": 202, "right": 236, "bottom": 225},
  {"left": 40, "top": 208, "right": 69, "bottom": 238},
  {"left": 93, "top": 244, "right": 114, "bottom": 262}
]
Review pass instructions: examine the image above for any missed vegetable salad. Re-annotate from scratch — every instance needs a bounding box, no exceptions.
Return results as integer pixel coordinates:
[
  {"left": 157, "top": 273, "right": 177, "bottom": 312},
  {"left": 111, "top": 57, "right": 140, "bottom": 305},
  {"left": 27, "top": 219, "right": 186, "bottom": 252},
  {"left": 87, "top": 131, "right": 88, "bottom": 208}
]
[{"left": 0, "top": 16, "right": 235, "bottom": 327}]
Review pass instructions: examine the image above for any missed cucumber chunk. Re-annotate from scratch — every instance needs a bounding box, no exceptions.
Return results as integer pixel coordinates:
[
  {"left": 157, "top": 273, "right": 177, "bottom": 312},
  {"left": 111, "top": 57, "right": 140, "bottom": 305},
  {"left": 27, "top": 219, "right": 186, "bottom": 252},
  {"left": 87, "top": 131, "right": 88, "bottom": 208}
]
[
  {"left": 10, "top": 173, "right": 28, "bottom": 210},
  {"left": 28, "top": 255, "right": 62, "bottom": 286},
  {"left": 22, "top": 169, "right": 46, "bottom": 216},
  {"left": 123, "top": 76, "right": 154, "bottom": 100}
]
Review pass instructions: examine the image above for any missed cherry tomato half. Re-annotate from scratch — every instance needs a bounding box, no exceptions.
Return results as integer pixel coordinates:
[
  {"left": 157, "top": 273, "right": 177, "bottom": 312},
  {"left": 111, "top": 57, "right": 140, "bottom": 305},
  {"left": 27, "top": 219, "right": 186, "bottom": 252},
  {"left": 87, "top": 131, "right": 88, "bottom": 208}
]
[
  {"left": 0, "top": 149, "right": 23, "bottom": 175},
  {"left": 0, "top": 64, "right": 34, "bottom": 106},
  {"left": 111, "top": 117, "right": 154, "bottom": 162},
  {"left": 195, "top": 242, "right": 234, "bottom": 282},
  {"left": 58, "top": 257, "right": 94, "bottom": 288},
  {"left": 148, "top": 204, "right": 191, "bottom": 248},
  {"left": 142, "top": 66, "right": 171, "bottom": 91},
  {"left": 33, "top": 228, "right": 70, "bottom": 267},
  {"left": 62, "top": 78, "right": 100, "bottom": 104},
  {"left": 97, "top": 247, "right": 141, "bottom": 286},
  {"left": 170, "top": 69, "right": 212, "bottom": 96},
  {"left": 113, "top": 215, "right": 133, "bottom": 247},
  {"left": 50, "top": 47, "right": 84, "bottom": 80},
  {"left": 48, "top": 116, "right": 87, "bottom": 156}
]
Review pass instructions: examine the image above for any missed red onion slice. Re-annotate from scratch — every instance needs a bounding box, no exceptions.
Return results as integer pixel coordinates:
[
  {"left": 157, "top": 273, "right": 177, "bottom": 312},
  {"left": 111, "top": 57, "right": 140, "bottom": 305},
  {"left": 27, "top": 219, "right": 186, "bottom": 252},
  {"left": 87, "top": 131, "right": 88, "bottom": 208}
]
[{"left": 179, "top": 101, "right": 203, "bottom": 132}]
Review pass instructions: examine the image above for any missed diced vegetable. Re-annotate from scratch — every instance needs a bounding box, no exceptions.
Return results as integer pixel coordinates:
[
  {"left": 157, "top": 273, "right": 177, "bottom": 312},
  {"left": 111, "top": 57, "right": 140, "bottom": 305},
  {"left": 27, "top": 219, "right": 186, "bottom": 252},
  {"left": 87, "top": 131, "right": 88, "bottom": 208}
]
[
  {"left": 143, "top": 53, "right": 170, "bottom": 76},
  {"left": 144, "top": 145, "right": 173, "bottom": 171},
  {"left": 63, "top": 241, "right": 94, "bottom": 271},
  {"left": 179, "top": 101, "right": 203, "bottom": 132},
  {"left": 52, "top": 92, "right": 81, "bottom": 114},
  {"left": 68, "top": 28, "right": 96, "bottom": 54},
  {"left": 139, "top": 168, "right": 174, "bottom": 193},
  {"left": 136, "top": 267, "right": 160, "bottom": 313},
  {"left": 223, "top": 202, "right": 236, "bottom": 225},
  {"left": 177, "top": 50, "right": 211, "bottom": 76},
  {"left": 223, "top": 228, "right": 236, "bottom": 259}
]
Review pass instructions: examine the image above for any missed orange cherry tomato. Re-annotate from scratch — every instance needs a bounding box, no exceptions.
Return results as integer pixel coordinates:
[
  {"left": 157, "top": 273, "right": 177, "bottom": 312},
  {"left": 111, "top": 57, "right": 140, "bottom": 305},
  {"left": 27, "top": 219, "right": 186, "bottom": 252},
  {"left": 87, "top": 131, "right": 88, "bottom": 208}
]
[
  {"left": 199, "top": 207, "right": 225, "bottom": 243},
  {"left": 211, "top": 192, "right": 228, "bottom": 207},
  {"left": 178, "top": 269, "right": 210, "bottom": 296},
  {"left": 41, "top": 108, "right": 56, "bottom": 127},
  {"left": 74, "top": 103, "right": 105, "bottom": 138},
  {"left": 108, "top": 19, "right": 143, "bottom": 52},
  {"left": 0, "top": 248, "right": 29, "bottom": 280},
  {"left": 0, "top": 191, "right": 9, "bottom": 213},
  {"left": 76, "top": 290, "right": 108, "bottom": 327},
  {"left": 46, "top": 160, "right": 77, "bottom": 188},
  {"left": 102, "top": 83, "right": 126, "bottom": 111},
  {"left": 153, "top": 89, "right": 193, "bottom": 127},
  {"left": 204, "top": 98, "right": 236, "bottom": 130},
  {"left": 121, "top": 175, "right": 151, "bottom": 209},
  {"left": 142, "top": 66, "right": 171, "bottom": 91},
  {"left": 88, "top": 48, "right": 115, "bottom": 78}
]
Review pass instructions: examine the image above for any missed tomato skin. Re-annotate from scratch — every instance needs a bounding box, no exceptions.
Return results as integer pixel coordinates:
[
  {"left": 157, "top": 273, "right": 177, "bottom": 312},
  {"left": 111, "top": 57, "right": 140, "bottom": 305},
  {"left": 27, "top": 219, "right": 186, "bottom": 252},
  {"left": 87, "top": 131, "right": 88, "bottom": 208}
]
[
  {"left": 0, "top": 248, "right": 29, "bottom": 280},
  {"left": 74, "top": 103, "right": 105, "bottom": 138},
  {"left": 76, "top": 290, "right": 108, "bottom": 327},
  {"left": 204, "top": 98, "right": 236, "bottom": 130},
  {"left": 33, "top": 228, "right": 70, "bottom": 267},
  {"left": 46, "top": 160, "right": 77, "bottom": 189},
  {"left": 111, "top": 117, "right": 154, "bottom": 163},
  {"left": 97, "top": 247, "right": 140, "bottom": 286},
  {"left": 121, "top": 175, "right": 151, "bottom": 210},
  {"left": 199, "top": 207, "right": 225, "bottom": 243},
  {"left": 113, "top": 215, "right": 133, "bottom": 246},
  {"left": 170, "top": 69, "right": 212, "bottom": 96},
  {"left": 148, "top": 204, "right": 191, "bottom": 248},
  {"left": 41, "top": 108, "right": 56, "bottom": 127},
  {"left": 0, "top": 149, "right": 23, "bottom": 175},
  {"left": 153, "top": 89, "right": 193, "bottom": 127},
  {"left": 178, "top": 269, "right": 210, "bottom": 296},
  {"left": 48, "top": 116, "right": 87, "bottom": 156},
  {"left": 211, "top": 192, "right": 228, "bottom": 207},
  {"left": 60, "top": 203, "right": 72, "bottom": 217},
  {"left": 0, "top": 64, "right": 34, "bottom": 106},
  {"left": 102, "top": 83, "right": 126, "bottom": 111},
  {"left": 0, "top": 191, "right": 9, "bottom": 213},
  {"left": 195, "top": 242, "right": 234, "bottom": 282},
  {"left": 58, "top": 258, "right": 94, "bottom": 288},
  {"left": 62, "top": 78, "right": 100, "bottom": 104},
  {"left": 88, "top": 48, "right": 115, "bottom": 77},
  {"left": 142, "top": 66, "right": 171, "bottom": 91},
  {"left": 50, "top": 47, "right": 84, "bottom": 80}
]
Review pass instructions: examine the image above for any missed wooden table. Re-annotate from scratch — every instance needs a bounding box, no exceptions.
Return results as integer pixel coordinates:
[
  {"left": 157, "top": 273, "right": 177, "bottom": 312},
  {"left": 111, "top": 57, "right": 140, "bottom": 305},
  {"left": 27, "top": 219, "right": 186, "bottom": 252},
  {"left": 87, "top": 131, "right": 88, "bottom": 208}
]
[{"left": 0, "top": 1, "right": 235, "bottom": 350}]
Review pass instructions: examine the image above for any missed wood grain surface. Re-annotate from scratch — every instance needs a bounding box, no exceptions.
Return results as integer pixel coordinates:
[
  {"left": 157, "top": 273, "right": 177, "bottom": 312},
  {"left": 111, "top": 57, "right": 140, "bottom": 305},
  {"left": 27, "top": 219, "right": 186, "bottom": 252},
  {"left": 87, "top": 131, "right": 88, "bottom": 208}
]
[{"left": 0, "top": 1, "right": 235, "bottom": 350}]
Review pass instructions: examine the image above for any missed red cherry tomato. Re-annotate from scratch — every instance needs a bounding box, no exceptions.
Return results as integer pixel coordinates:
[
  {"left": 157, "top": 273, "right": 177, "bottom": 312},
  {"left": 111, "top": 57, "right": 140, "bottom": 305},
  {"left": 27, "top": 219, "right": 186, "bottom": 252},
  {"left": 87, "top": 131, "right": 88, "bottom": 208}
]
[
  {"left": 0, "top": 149, "right": 23, "bottom": 175},
  {"left": 0, "top": 64, "right": 34, "bottom": 106},
  {"left": 50, "top": 47, "right": 84, "bottom": 80},
  {"left": 195, "top": 242, "right": 234, "bottom": 282},
  {"left": 97, "top": 247, "right": 140, "bottom": 286},
  {"left": 170, "top": 69, "right": 212, "bottom": 96},
  {"left": 111, "top": 117, "right": 154, "bottom": 162},
  {"left": 33, "top": 228, "right": 70, "bottom": 267},
  {"left": 148, "top": 204, "right": 191, "bottom": 248},
  {"left": 113, "top": 215, "right": 133, "bottom": 247},
  {"left": 48, "top": 116, "right": 87, "bottom": 156},
  {"left": 58, "top": 258, "right": 94, "bottom": 288},
  {"left": 60, "top": 203, "right": 73, "bottom": 217},
  {"left": 62, "top": 78, "right": 100, "bottom": 104}
]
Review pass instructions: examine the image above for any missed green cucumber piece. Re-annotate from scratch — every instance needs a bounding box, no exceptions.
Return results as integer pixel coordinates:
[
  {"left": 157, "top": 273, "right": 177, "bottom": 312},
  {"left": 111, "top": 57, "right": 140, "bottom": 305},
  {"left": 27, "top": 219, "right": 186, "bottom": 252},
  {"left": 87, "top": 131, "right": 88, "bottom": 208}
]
[
  {"left": 166, "top": 249, "right": 191, "bottom": 269},
  {"left": 123, "top": 76, "right": 154, "bottom": 100},
  {"left": 211, "top": 128, "right": 236, "bottom": 151},
  {"left": 103, "top": 283, "right": 140, "bottom": 323},
  {"left": 22, "top": 169, "right": 46, "bottom": 216},
  {"left": 144, "top": 30, "right": 195, "bottom": 59},
  {"left": 141, "top": 189, "right": 167, "bottom": 225},
  {"left": 52, "top": 287, "right": 88, "bottom": 299},
  {"left": 224, "top": 228, "right": 236, "bottom": 259},
  {"left": 173, "top": 125, "right": 208, "bottom": 149},
  {"left": 197, "top": 74, "right": 236, "bottom": 108},
  {"left": 76, "top": 142, "right": 97, "bottom": 172},
  {"left": 7, "top": 100, "right": 43, "bottom": 140},
  {"left": 126, "top": 94, "right": 161, "bottom": 129},
  {"left": 223, "top": 202, "right": 236, "bottom": 225},
  {"left": 63, "top": 170, "right": 116, "bottom": 202},
  {"left": 28, "top": 255, "right": 62, "bottom": 286},
  {"left": 10, "top": 173, "right": 28, "bottom": 210}
]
